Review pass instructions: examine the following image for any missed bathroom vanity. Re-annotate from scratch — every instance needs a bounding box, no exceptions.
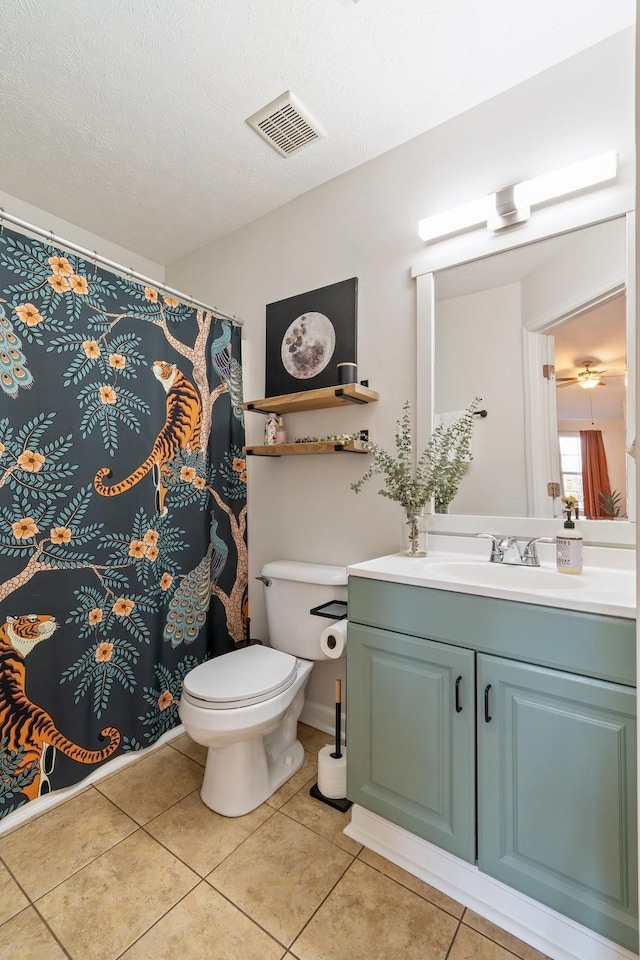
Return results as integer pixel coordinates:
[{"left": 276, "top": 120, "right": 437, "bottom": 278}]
[{"left": 345, "top": 552, "right": 637, "bottom": 956}]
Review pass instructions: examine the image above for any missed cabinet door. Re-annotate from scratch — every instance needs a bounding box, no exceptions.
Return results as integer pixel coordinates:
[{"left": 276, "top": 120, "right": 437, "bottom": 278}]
[
  {"left": 478, "top": 654, "right": 638, "bottom": 953},
  {"left": 347, "top": 623, "right": 475, "bottom": 862}
]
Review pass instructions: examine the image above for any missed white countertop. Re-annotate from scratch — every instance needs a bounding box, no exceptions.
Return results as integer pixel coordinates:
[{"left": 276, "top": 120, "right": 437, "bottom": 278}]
[{"left": 347, "top": 548, "right": 637, "bottom": 620}]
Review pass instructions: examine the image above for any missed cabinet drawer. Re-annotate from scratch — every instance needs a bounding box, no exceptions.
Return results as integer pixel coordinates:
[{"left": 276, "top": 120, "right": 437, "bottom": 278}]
[{"left": 348, "top": 576, "right": 636, "bottom": 686}]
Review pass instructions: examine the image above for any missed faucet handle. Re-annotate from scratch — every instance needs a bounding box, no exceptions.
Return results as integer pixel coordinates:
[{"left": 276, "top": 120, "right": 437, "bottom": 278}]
[
  {"left": 476, "top": 533, "right": 504, "bottom": 562},
  {"left": 521, "top": 536, "right": 556, "bottom": 565}
]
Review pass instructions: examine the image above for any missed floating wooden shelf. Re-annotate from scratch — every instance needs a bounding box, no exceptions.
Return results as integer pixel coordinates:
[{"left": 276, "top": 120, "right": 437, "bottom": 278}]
[
  {"left": 243, "top": 383, "right": 379, "bottom": 415},
  {"left": 243, "top": 440, "right": 370, "bottom": 457}
]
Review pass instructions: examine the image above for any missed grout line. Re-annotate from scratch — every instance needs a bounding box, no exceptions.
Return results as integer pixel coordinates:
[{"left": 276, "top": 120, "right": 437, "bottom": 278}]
[
  {"left": 22, "top": 899, "right": 74, "bottom": 960},
  {"left": 286, "top": 849, "right": 356, "bottom": 954},
  {"left": 204, "top": 880, "right": 295, "bottom": 950},
  {"left": 354, "top": 848, "right": 465, "bottom": 921},
  {"left": 443, "top": 917, "right": 462, "bottom": 960},
  {"left": 0, "top": 855, "right": 73, "bottom": 957},
  {"left": 112, "top": 879, "right": 207, "bottom": 959},
  {"left": 458, "top": 915, "right": 548, "bottom": 960}
]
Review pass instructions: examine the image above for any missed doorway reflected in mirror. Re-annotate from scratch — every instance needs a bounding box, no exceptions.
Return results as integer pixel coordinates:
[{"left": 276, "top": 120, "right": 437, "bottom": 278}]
[{"left": 433, "top": 217, "right": 632, "bottom": 520}]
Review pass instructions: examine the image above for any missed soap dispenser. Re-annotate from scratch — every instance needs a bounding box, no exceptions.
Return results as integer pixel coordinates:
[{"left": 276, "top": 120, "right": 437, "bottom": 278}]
[{"left": 556, "top": 507, "right": 583, "bottom": 575}]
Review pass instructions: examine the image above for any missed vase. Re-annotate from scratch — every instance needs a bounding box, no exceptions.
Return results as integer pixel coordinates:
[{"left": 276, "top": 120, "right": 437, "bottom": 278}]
[
  {"left": 434, "top": 500, "right": 450, "bottom": 514},
  {"left": 401, "top": 508, "right": 428, "bottom": 557}
]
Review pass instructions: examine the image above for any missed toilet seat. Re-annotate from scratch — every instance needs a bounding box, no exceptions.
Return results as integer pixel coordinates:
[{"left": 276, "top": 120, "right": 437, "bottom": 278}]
[{"left": 181, "top": 644, "right": 299, "bottom": 710}]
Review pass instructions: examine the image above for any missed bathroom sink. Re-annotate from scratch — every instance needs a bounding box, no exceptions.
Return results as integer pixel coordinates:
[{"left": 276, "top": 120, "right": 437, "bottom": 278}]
[
  {"left": 424, "top": 561, "right": 583, "bottom": 592},
  {"left": 347, "top": 552, "right": 636, "bottom": 619}
]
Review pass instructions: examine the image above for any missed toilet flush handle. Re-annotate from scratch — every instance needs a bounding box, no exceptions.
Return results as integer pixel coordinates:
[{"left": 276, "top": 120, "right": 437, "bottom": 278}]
[{"left": 255, "top": 575, "right": 272, "bottom": 587}]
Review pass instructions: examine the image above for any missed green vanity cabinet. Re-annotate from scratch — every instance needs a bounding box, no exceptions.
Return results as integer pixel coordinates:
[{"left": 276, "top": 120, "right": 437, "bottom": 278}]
[
  {"left": 346, "top": 574, "right": 637, "bottom": 952},
  {"left": 347, "top": 622, "right": 476, "bottom": 861},
  {"left": 477, "top": 654, "right": 638, "bottom": 952}
]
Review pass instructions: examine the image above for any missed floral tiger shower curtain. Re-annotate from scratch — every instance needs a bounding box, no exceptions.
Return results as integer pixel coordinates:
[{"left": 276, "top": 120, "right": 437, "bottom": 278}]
[{"left": 0, "top": 226, "right": 247, "bottom": 820}]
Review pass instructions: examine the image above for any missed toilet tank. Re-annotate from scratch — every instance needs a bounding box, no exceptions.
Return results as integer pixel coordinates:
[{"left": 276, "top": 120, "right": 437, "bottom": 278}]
[{"left": 260, "top": 560, "right": 347, "bottom": 660}]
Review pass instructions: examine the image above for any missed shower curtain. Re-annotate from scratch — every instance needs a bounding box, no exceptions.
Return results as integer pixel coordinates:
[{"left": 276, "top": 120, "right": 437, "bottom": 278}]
[{"left": 0, "top": 226, "right": 247, "bottom": 819}]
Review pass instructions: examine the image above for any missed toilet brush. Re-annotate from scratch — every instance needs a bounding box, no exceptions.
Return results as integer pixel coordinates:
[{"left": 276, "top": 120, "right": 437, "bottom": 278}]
[{"left": 310, "top": 678, "right": 352, "bottom": 813}]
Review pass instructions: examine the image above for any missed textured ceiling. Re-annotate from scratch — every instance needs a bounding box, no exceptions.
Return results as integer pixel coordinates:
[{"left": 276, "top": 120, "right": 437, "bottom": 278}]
[{"left": 0, "top": 1, "right": 634, "bottom": 264}]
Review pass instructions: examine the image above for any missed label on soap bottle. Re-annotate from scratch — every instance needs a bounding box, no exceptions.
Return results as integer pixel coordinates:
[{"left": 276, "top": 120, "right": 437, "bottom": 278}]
[{"left": 556, "top": 536, "right": 583, "bottom": 574}]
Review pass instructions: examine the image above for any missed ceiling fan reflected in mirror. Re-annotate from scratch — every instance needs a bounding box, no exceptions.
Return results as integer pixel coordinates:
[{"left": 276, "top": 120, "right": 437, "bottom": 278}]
[{"left": 556, "top": 360, "right": 619, "bottom": 390}]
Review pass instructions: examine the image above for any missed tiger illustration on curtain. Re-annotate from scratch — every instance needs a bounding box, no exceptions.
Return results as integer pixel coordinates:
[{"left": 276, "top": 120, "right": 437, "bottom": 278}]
[
  {"left": 93, "top": 360, "right": 202, "bottom": 514},
  {"left": 0, "top": 615, "right": 121, "bottom": 800}
]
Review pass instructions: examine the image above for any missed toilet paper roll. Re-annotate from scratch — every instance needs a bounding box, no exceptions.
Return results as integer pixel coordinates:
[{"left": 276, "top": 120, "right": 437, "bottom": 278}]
[
  {"left": 318, "top": 744, "right": 347, "bottom": 799},
  {"left": 320, "top": 618, "right": 348, "bottom": 659}
]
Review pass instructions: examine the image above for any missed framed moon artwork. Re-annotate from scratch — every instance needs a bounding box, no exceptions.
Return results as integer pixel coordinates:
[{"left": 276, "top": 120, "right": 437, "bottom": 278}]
[{"left": 265, "top": 277, "right": 358, "bottom": 397}]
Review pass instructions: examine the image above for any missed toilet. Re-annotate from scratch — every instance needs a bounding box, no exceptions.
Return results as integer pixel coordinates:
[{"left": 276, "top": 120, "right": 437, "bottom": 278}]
[{"left": 178, "top": 560, "right": 347, "bottom": 816}]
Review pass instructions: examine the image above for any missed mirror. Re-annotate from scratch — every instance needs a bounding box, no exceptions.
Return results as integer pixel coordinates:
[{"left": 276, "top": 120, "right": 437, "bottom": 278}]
[{"left": 421, "top": 215, "right": 635, "bottom": 531}]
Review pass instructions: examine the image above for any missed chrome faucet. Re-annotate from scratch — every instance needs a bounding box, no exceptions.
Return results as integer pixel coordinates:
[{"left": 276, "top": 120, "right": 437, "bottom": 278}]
[{"left": 476, "top": 533, "right": 555, "bottom": 567}]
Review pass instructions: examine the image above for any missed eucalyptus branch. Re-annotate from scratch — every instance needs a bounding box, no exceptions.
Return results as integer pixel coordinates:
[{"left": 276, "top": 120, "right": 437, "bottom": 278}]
[{"left": 352, "top": 398, "right": 481, "bottom": 513}]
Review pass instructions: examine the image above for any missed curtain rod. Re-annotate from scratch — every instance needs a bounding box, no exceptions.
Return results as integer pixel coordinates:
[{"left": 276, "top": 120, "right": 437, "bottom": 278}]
[{"left": 0, "top": 207, "right": 244, "bottom": 328}]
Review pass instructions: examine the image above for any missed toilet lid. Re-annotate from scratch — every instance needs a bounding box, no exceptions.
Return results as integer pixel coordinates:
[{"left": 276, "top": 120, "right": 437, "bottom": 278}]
[{"left": 182, "top": 644, "right": 298, "bottom": 709}]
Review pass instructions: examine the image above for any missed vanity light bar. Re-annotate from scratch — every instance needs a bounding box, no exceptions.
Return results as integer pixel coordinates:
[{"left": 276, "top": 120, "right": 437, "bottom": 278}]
[
  {"left": 418, "top": 151, "right": 618, "bottom": 243},
  {"left": 513, "top": 151, "right": 618, "bottom": 208},
  {"left": 417, "top": 194, "right": 496, "bottom": 243}
]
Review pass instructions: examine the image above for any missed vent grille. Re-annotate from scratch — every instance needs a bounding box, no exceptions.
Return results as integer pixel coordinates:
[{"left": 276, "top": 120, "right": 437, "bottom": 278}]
[{"left": 246, "top": 91, "right": 326, "bottom": 158}]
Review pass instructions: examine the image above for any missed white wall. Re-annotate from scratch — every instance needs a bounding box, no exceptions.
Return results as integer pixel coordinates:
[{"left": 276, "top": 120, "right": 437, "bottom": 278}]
[
  {"left": 435, "top": 283, "right": 528, "bottom": 516},
  {"left": 521, "top": 218, "right": 626, "bottom": 331},
  {"left": 0, "top": 189, "right": 164, "bottom": 279},
  {"left": 167, "top": 29, "right": 635, "bottom": 713}
]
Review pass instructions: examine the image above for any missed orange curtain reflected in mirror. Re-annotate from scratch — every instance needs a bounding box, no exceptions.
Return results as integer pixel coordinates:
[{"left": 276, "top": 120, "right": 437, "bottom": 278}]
[{"left": 580, "top": 430, "right": 611, "bottom": 518}]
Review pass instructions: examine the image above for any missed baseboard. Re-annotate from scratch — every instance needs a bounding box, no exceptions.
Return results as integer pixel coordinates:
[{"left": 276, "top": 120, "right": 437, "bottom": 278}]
[
  {"left": 300, "top": 699, "right": 345, "bottom": 737},
  {"left": 344, "top": 805, "right": 636, "bottom": 960},
  {"left": 0, "top": 724, "right": 187, "bottom": 835}
]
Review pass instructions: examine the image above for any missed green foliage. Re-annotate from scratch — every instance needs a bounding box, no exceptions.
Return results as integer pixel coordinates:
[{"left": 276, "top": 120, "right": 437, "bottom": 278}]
[
  {"left": 77, "top": 382, "right": 151, "bottom": 456},
  {"left": 599, "top": 488, "right": 623, "bottom": 518},
  {"left": 352, "top": 398, "right": 481, "bottom": 512},
  {"left": 60, "top": 638, "right": 140, "bottom": 719},
  {"left": 219, "top": 445, "right": 247, "bottom": 500},
  {"left": 0, "top": 413, "right": 76, "bottom": 501},
  {"left": 0, "top": 737, "right": 38, "bottom": 818},
  {"left": 139, "top": 656, "right": 200, "bottom": 740}
]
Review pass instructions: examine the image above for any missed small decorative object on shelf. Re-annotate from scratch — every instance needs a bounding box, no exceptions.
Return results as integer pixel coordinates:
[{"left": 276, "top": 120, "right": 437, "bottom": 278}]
[
  {"left": 337, "top": 361, "right": 357, "bottom": 384},
  {"left": 295, "top": 433, "right": 360, "bottom": 444},
  {"left": 276, "top": 416, "right": 287, "bottom": 443},
  {"left": 264, "top": 412, "right": 278, "bottom": 445},
  {"left": 351, "top": 398, "right": 481, "bottom": 555}
]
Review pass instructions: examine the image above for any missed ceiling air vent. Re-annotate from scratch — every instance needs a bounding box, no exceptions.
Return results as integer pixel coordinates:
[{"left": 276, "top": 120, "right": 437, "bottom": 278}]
[{"left": 246, "top": 91, "right": 326, "bottom": 158}]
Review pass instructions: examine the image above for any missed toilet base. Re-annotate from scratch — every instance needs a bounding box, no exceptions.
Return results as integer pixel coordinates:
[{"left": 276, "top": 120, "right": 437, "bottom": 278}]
[
  {"left": 179, "top": 656, "right": 313, "bottom": 818},
  {"left": 200, "top": 736, "right": 304, "bottom": 817}
]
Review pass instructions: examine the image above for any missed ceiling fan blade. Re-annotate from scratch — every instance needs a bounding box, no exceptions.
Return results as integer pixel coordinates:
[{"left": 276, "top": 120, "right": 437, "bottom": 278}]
[{"left": 556, "top": 377, "right": 577, "bottom": 383}]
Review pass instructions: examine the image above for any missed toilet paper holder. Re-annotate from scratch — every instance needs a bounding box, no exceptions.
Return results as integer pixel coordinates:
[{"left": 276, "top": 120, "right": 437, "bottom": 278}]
[
  {"left": 309, "top": 678, "right": 352, "bottom": 814},
  {"left": 310, "top": 599, "right": 348, "bottom": 619}
]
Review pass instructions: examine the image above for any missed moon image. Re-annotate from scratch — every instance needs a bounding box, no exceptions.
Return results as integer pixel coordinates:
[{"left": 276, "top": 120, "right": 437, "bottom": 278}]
[{"left": 281, "top": 312, "right": 336, "bottom": 380}]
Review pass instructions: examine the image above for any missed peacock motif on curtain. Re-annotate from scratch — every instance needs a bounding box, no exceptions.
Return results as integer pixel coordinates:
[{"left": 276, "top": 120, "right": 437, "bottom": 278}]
[{"left": 0, "top": 304, "right": 34, "bottom": 397}]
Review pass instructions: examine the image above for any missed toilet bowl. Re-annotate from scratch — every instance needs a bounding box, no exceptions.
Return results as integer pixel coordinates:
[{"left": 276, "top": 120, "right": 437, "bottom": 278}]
[
  {"left": 178, "top": 559, "right": 347, "bottom": 817},
  {"left": 179, "top": 644, "right": 313, "bottom": 816}
]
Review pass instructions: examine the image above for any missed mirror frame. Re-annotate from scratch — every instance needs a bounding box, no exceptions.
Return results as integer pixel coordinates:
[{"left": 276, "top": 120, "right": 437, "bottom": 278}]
[{"left": 412, "top": 199, "right": 636, "bottom": 548}]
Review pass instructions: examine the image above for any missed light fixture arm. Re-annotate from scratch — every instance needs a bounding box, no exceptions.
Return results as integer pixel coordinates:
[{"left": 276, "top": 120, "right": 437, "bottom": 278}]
[{"left": 487, "top": 185, "right": 530, "bottom": 232}]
